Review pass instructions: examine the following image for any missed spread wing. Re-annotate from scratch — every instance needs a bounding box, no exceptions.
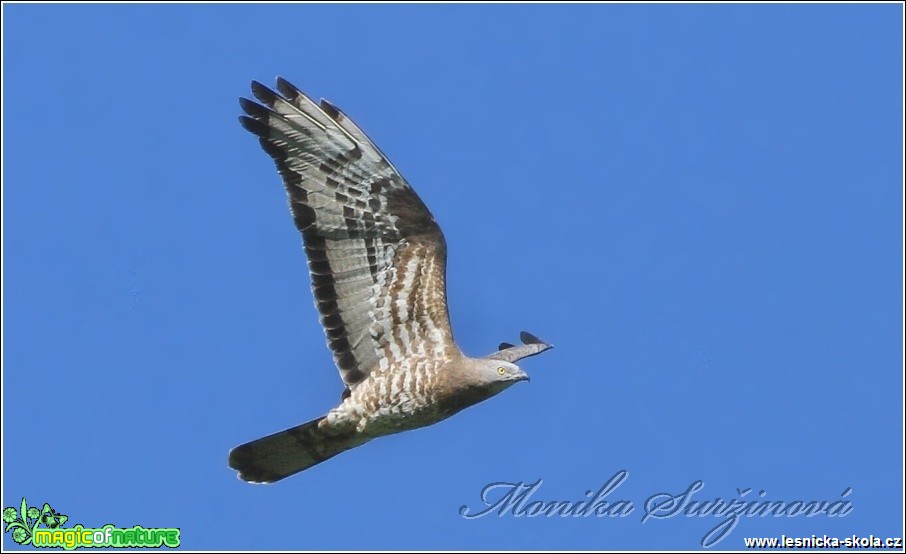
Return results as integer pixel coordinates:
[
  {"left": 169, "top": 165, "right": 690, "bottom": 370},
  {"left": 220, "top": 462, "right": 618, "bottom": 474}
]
[
  {"left": 240, "top": 78, "right": 456, "bottom": 389},
  {"left": 488, "top": 331, "right": 553, "bottom": 363}
]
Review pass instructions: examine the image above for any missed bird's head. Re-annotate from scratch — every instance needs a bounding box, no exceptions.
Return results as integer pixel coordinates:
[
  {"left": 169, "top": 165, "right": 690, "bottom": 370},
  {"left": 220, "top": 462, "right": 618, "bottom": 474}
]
[
  {"left": 471, "top": 330, "right": 552, "bottom": 397},
  {"left": 475, "top": 359, "right": 530, "bottom": 394}
]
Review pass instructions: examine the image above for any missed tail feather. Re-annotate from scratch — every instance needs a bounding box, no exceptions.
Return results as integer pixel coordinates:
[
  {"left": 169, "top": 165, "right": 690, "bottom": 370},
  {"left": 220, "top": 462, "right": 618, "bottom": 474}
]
[{"left": 228, "top": 417, "right": 366, "bottom": 483}]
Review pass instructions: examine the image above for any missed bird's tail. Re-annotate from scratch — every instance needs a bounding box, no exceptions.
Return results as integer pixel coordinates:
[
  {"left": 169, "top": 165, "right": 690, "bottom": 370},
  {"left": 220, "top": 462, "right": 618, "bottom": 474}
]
[{"left": 228, "top": 417, "right": 367, "bottom": 483}]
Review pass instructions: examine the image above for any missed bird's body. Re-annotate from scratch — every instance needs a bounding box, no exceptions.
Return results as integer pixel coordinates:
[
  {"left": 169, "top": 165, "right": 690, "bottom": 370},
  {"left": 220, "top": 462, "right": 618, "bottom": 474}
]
[
  {"left": 229, "top": 78, "right": 552, "bottom": 483},
  {"left": 328, "top": 352, "right": 527, "bottom": 436},
  {"left": 327, "top": 356, "right": 450, "bottom": 435}
]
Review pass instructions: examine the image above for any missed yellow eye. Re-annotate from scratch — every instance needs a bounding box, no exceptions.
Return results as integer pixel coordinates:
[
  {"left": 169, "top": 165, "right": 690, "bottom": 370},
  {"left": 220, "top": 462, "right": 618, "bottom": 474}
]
[{"left": 497, "top": 366, "right": 507, "bottom": 375}]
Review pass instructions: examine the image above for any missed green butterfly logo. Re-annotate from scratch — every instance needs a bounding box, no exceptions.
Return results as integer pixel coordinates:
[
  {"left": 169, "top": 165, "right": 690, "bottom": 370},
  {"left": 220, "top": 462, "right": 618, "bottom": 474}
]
[{"left": 3, "top": 498, "right": 68, "bottom": 545}]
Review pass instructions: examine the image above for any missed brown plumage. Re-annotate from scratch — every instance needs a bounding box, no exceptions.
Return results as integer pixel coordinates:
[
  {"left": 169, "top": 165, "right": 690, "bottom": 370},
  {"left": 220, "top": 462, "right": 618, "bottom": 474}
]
[{"left": 229, "top": 78, "right": 552, "bottom": 483}]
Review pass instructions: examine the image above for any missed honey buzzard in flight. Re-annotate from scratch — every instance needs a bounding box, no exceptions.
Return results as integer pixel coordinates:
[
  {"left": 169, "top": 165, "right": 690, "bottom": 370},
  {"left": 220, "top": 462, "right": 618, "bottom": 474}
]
[{"left": 229, "top": 78, "right": 552, "bottom": 483}]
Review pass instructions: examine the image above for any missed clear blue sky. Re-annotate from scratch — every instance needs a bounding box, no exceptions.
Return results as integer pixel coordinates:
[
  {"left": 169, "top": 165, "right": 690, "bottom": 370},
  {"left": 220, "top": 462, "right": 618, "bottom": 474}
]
[{"left": 3, "top": 3, "right": 902, "bottom": 550}]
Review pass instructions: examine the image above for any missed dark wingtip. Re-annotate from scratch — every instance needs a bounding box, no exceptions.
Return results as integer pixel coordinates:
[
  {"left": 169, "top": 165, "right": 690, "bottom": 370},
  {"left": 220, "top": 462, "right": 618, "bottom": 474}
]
[
  {"left": 277, "top": 75, "right": 299, "bottom": 93},
  {"left": 276, "top": 76, "right": 302, "bottom": 102},
  {"left": 250, "top": 80, "right": 279, "bottom": 106},
  {"left": 239, "top": 97, "right": 270, "bottom": 119},
  {"left": 320, "top": 98, "right": 340, "bottom": 120},
  {"left": 498, "top": 342, "right": 515, "bottom": 350},
  {"left": 238, "top": 114, "right": 269, "bottom": 138},
  {"left": 520, "top": 331, "right": 544, "bottom": 345}
]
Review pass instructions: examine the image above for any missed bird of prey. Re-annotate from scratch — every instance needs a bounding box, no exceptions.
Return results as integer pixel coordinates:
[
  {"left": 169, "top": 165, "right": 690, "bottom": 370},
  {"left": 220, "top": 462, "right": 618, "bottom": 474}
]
[{"left": 229, "top": 78, "right": 552, "bottom": 483}]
